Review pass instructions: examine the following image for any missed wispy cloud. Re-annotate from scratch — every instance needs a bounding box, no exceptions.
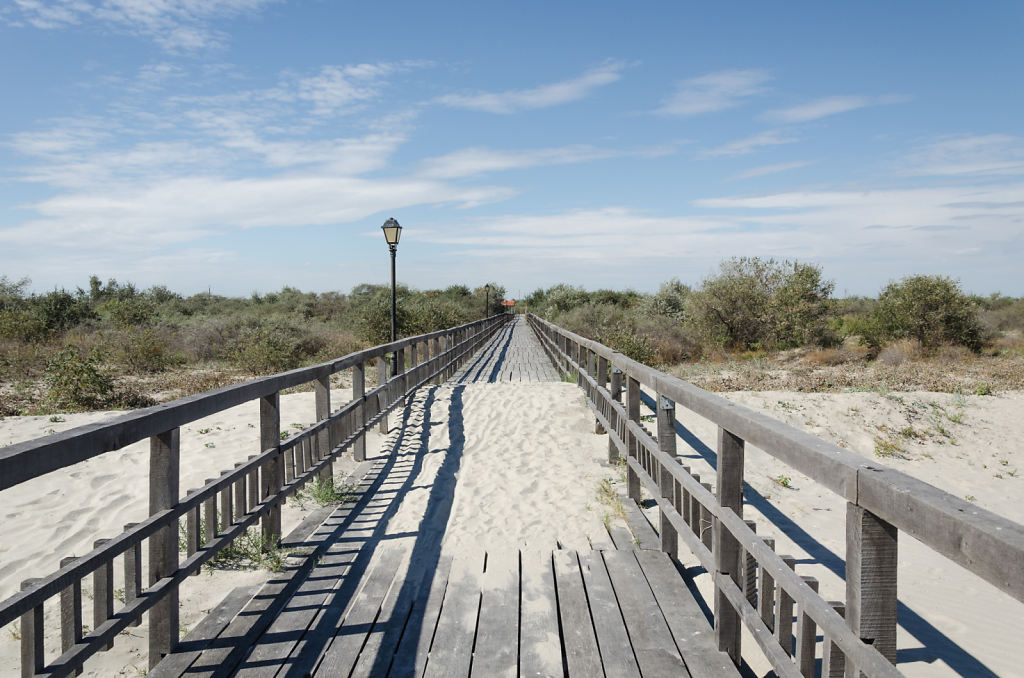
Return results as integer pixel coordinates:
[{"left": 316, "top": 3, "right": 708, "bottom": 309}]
[
  {"left": 765, "top": 94, "right": 910, "bottom": 123},
  {"left": 702, "top": 129, "right": 797, "bottom": 157},
  {"left": 656, "top": 69, "right": 771, "bottom": 116},
  {"left": 436, "top": 61, "right": 626, "bottom": 114},
  {"left": 729, "top": 160, "right": 811, "bottom": 180},
  {"left": 417, "top": 143, "right": 675, "bottom": 180},
  {"left": 295, "top": 61, "right": 433, "bottom": 116},
  {"left": 900, "top": 134, "right": 1024, "bottom": 177},
  {"left": 4, "top": 0, "right": 280, "bottom": 51}
]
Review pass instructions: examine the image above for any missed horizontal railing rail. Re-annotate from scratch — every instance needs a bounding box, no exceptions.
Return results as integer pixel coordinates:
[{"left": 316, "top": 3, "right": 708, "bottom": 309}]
[
  {"left": 527, "top": 312, "right": 1023, "bottom": 678},
  {"left": 3, "top": 313, "right": 511, "bottom": 677}
]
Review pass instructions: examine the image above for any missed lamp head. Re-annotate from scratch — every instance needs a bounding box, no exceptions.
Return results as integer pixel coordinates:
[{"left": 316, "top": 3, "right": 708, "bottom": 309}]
[{"left": 381, "top": 218, "right": 402, "bottom": 247}]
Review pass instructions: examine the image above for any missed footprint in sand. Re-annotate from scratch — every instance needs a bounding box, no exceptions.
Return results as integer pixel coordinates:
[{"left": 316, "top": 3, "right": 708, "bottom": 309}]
[{"left": 90, "top": 474, "right": 117, "bottom": 490}]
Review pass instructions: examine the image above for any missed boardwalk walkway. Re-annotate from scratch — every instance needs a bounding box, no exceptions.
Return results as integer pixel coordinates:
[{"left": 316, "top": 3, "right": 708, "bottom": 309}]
[{"left": 152, "top": 317, "right": 734, "bottom": 678}]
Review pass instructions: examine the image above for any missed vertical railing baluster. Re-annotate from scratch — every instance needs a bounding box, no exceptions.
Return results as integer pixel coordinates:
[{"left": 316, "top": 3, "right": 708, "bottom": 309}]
[
  {"left": 797, "top": 576, "right": 819, "bottom": 677},
  {"left": 715, "top": 427, "right": 745, "bottom": 663},
  {"left": 353, "top": 360, "right": 366, "bottom": 462},
  {"left": 246, "top": 456, "right": 259, "bottom": 513},
  {"left": 93, "top": 539, "right": 113, "bottom": 650},
  {"left": 20, "top": 578, "right": 43, "bottom": 678},
  {"left": 626, "top": 374, "right": 641, "bottom": 503},
  {"left": 657, "top": 395, "right": 678, "bottom": 559},
  {"left": 314, "top": 376, "right": 331, "bottom": 481},
  {"left": 759, "top": 536, "right": 776, "bottom": 631},
  {"left": 700, "top": 482, "right": 713, "bottom": 550},
  {"left": 261, "top": 394, "right": 282, "bottom": 546},
  {"left": 123, "top": 525, "right": 142, "bottom": 622},
  {"left": 775, "top": 555, "right": 797, "bottom": 655},
  {"left": 822, "top": 602, "right": 846, "bottom": 677},
  {"left": 743, "top": 520, "right": 758, "bottom": 608},
  {"left": 233, "top": 463, "right": 246, "bottom": 519},
  {"left": 59, "top": 558, "right": 83, "bottom": 675},
  {"left": 608, "top": 366, "right": 622, "bottom": 463},
  {"left": 203, "top": 479, "right": 216, "bottom": 546},
  {"left": 148, "top": 427, "right": 179, "bottom": 668},
  {"left": 378, "top": 356, "right": 390, "bottom": 430},
  {"left": 185, "top": 490, "right": 199, "bottom": 563},
  {"left": 219, "top": 476, "right": 232, "bottom": 533}
]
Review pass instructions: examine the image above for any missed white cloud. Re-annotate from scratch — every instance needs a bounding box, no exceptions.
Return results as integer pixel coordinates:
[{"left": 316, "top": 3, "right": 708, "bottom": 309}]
[
  {"left": 436, "top": 61, "right": 626, "bottom": 114},
  {"left": 900, "top": 134, "right": 1024, "bottom": 177},
  {"left": 702, "top": 130, "right": 797, "bottom": 157},
  {"left": 729, "top": 161, "right": 811, "bottom": 180},
  {"left": 765, "top": 94, "right": 910, "bottom": 123},
  {"left": 295, "top": 61, "right": 432, "bottom": 116},
  {"left": 656, "top": 69, "right": 771, "bottom": 116},
  {"left": 5, "top": 0, "right": 280, "bottom": 50},
  {"left": 417, "top": 143, "right": 674, "bottom": 180}
]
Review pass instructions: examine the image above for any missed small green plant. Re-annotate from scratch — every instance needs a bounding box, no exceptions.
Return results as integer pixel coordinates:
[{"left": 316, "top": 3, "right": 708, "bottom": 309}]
[
  {"left": 294, "top": 477, "right": 356, "bottom": 508},
  {"left": 974, "top": 383, "right": 993, "bottom": 396},
  {"left": 49, "top": 415, "right": 65, "bottom": 423},
  {"left": 560, "top": 371, "right": 578, "bottom": 384},
  {"left": 966, "top": 495, "right": 977, "bottom": 502},
  {"left": 279, "top": 431, "right": 290, "bottom": 440},
  {"left": 204, "top": 442, "right": 216, "bottom": 448},
  {"left": 197, "top": 428, "right": 212, "bottom": 434},
  {"left": 873, "top": 436, "right": 906, "bottom": 458},
  {"left": 773, "top": 474, "right": 792, "bottom": 489},
  {"left": 7, "top": 624, "right": 21, "bottom": 640},
  {"left": 114, "top": 588, "right": 125, "bottom": 604}
]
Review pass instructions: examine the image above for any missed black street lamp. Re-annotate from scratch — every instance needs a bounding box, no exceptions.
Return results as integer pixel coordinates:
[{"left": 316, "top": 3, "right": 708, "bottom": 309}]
[
  {"left": 381, "top": 218, "right": 402, "bottom": 367},
  {"left": 484, "top": 284, "right": 490, "bottom": 319}
]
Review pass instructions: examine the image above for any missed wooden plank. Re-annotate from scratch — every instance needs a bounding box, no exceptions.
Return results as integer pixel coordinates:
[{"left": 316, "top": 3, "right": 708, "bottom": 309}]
[
  {"left": 620, "top": 496, "right": 659, "bottom": 550},
  {"left": 577, "top": 551, "right": 641, "bottom": 678},
  {"left": 423, "top": 550, "right": 486, "bottom": 678},
  {"left": 601, "top": 550, "right": 688, "bottom": 676},
  {"left": 388, "top": 555, "right": 456, "bottom": 678},
  {"left": 551, "top": 550, "right": 602, "bottom": 677},
  {"left": 607, "top": 523, "right": 636, "bottom": 551},
  {"left": 313, "top": 547, "right": 407, "bottom": 677},
  {"left": 471, "top": 549, "right": 520, "bottom": 678},
  {"left": 349, "top": 554, "right": 452, "bottom": 678},
  {"left": 148, "top": 586, "right": 259, "bottom": 678},
  {"left": 519, "top": 551, "right": 563, "bottom": 678},
  {"left": 714, "top": 427, "right": 745, "bottom": 663},
  {"left": 845, "top": 503, "right": 898, "bottom": 667},
  {"left": 149, "top": 428, "right": 180, "bottom": 668},
  {"left": 633, "top": 549, "right": 740, "bottom": 678}
]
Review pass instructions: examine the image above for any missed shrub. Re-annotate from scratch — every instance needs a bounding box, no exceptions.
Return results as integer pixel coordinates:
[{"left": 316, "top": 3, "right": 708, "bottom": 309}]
[
  {"left": 44, "top": 347, "right": 115, "bottom": 410},
  {"left": 118, "top": 329, "right": 179, "bottom": 373},
  {"left": 872, "top": 275, "right": 982, "bottom": 351},
  {"left": 0, "top": 308, "right": 48, "bottom": 341},
  {"left": 685, "top": 257, "right": 835, "bottom": 350},
  {"left": 601, "top": 330, "right": 657, "bottom": 366},
  {"left": 102, "top": 297, "right": 156, "bottom": 329},
  {"left": 876, "top": 339, "right": 925, "bottom": 365},
  {"left": 641, "top": 278, "right": 690, "bottom": 320},
  {"left": 34, "top": 290, "right": 95, "bottom": 335}
]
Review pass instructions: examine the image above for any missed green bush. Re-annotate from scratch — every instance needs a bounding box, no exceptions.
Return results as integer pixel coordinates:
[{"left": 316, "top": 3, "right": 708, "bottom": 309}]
[
  {"left": 118, "top": 329, "right": 180, "bottom": 373},
  {"left": 872, "top": 275, "right": 982, "bottom": 351},
  {"left": 102, "top": 297, "right": 156, "bottom": 329},
  {"left": 686, "top": 257, "right": 835, "bottom": 350},
  {"left": 231, "top": 323, "right": 327, "bottom": 374},
  {"left": 44, "top": 347, "right": 115, "bottom": 410}
]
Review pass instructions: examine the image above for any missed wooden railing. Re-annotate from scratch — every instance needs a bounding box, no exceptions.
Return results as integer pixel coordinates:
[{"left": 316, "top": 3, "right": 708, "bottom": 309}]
[
  {"left": 0, "top": 313, "right": 511, "bottom": 677},
  {"left": 527, "top": 313, "right": 1024, "bottom": 678}
]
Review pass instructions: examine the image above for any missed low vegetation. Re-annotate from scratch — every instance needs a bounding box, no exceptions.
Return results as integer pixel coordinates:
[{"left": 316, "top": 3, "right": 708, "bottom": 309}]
[{"left": 2, "top": 259, "right": 1022, "bottom": 417}]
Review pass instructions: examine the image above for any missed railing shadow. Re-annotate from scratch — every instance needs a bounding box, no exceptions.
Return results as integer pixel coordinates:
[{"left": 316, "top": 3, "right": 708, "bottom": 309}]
[
  {"left": 637, "top": 391, "right": 997, "bottom": 677},
  {"left": 454, "top": 319, "right": 515, "bottom": 383}
]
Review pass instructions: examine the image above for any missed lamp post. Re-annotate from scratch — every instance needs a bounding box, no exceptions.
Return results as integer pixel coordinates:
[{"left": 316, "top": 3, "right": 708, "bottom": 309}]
[
  {"left": 381, "top": 218, "right": 402, "bottom": 368},
  {"left": 484, "top": 284, "right": 490, "bottom": 319}
]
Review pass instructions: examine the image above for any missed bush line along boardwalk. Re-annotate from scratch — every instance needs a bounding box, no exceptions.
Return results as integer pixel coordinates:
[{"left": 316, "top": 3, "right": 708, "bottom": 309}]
[{"left": 0, "top": 314, "right": 1021, "bottom": 676}]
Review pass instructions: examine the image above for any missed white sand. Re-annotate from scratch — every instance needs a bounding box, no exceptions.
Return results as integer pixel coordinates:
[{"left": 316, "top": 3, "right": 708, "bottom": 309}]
[{"left": 1, "top": 384, "right": 1022, "bottom": 677}]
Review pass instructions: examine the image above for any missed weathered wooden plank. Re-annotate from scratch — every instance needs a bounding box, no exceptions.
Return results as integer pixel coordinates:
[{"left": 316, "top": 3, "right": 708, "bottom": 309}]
[
  {"left": 620, "top": 495, "right": 660, "bottom": 550},
  {"left": 148, "top": 586, "right": 259, "bottom": 678},
  {"left": 845, "top": 503, "right": 897, "bottom": 667},
  {"left": 313, "top": 547, "right": 407, "bottom": 677},
  {"left": 471, "top": 549, "right": 520, "bottom": 678},
  {"left": 601, "top": 550, "right": 688, "bottom": 676},
  {"left": 552, "top": 550, "right": 602, "bottom": 677},
  {"left": 715, "top": 427, "right": 745, "bottom": 663},
  {"left": 423, "top": 550, "right": 486, "bottom": 678},
  {"left": 388, "top": 554, "right": 455, "bottom": 678},
  {"left": 149, "top": 428, "right": 180, "bottom": 668},
  {"left": 519, "top": 551, "right": 563, "bottom": 678},
  {"left": 578, "top": 551, "right": 641, "bottom": 678},
  {"left": 633, "top": 549, "right": 740, "bottom": 678}
]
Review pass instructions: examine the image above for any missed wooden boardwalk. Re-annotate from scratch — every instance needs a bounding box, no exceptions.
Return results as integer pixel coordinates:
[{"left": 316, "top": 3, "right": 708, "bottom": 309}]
[
  {"left": 452, "top": 316, "right": 560, "bottom": 383},
  {"left": 150, "top": 317, "right": 735, "bottom": 678}
]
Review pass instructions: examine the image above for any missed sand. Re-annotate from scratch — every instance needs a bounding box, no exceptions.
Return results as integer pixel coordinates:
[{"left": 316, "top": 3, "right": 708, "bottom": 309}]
[{"left": 1, "top": 384, "right": 1022, "bottom": 677}]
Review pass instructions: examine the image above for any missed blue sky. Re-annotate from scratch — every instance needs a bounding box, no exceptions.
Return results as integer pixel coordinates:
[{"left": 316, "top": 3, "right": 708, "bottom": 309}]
[{"left": 1, "top": 1, "right": 1022, "bottom": 299}]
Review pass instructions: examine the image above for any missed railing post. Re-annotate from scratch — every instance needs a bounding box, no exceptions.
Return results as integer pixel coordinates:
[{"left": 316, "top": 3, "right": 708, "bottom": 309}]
[
  {"left": 260, "top": 394, "right": 282, "bottom": 546},
  {"left": 353, "top": 360, "right": 366, "bottom": 462},
  {"left": 431, "top": 337, "right": 442, "bottom": 385},
  {"left": 395, "top": 347, "right": 406, "bottom": 406},
  {"left": 148, "top": 427, "right": 179, "bottom": 668},
  {"left": 626, "top": 374, "right": 641, "bottom": 502},
  {"left": 378, "top": 356, "right": 389, "bottom": 431},
  {"left": 20, "top": 578, "right": 43, "bottom": 678},
  {"left": 714, "top": 427, "right": 744, "bottom": 664},
  {"left": 314, "top": 375, "right": 332, "bottom": 481},
  {"left": 93, "top": 539, "right": 113, "bottom": 651},
  {"left": 657, "top": 395, "right": 678, "bottom": 559},
  {"left": 846, "top": 503, "right": 898, "bottom": 672},
  {"left": 595, "top": 355, "right": 608, "bottom": 434},
  {"left": 609, "top": 366, "right": 622, "bottom": 464},
  {"left": 59, "top": 557, "right": 83, "bottom": 675}
]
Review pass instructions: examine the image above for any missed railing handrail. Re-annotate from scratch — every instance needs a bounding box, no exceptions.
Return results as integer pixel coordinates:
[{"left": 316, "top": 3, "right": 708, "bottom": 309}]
[{"left": 0, "top": 314, "right": 508, "bottom": 491}]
